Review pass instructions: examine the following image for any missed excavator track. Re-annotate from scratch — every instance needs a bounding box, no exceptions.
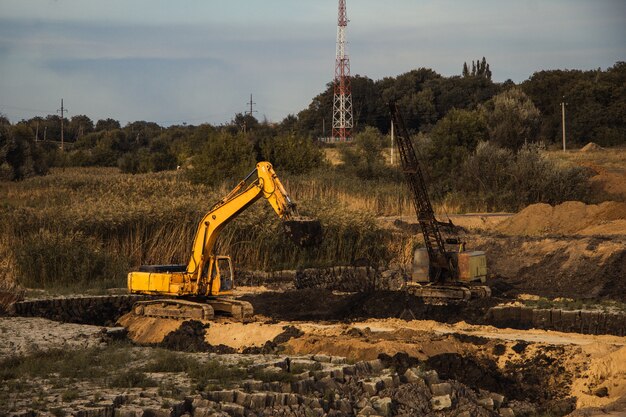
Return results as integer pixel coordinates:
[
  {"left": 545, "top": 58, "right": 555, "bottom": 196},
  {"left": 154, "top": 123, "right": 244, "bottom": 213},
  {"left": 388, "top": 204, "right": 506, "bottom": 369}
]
[
  {"left": 132, "top": 298, "right": 254, "bottom": 322},
  {"left": 406, "top": 284, "right": 492, "bottom": 302}
]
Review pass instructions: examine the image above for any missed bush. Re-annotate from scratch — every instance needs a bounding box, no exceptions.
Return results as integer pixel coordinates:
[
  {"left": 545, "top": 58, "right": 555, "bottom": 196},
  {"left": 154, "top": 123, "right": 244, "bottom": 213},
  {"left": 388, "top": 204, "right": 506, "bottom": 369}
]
[
  {"left": 423, "top": 109, "right": 488, "bottom": 193},
  {"left": 482, "top": 87, "right": 541, "bottom": 150},
  {"left": 339, "top": 127, "right": 395, "bottom": 179},
  {"left": 0, "top": 124, "right": 48, "bottom": 180},
  {"left": 458, "top": 142, "right": 592, "bottom": 211},
  {"left": 259, "top": 134, "right": 323, "bottom": 175},
  {"left": 186, "top": 131, "right": 256, "bottom": 185}
]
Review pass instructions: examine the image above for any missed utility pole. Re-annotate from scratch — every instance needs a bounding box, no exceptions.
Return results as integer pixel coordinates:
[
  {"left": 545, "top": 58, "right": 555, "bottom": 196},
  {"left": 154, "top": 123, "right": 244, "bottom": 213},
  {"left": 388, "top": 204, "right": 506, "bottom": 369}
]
[
  {"left": 243, "top": 94, "right": 257, "bottom": 134},
  {"left": 390, "top": 119, "right": 394, "bottom": 165},
  {"left": 57, "top": 99, "right": 68, "bottom": 150},
  {"left": 561, "top": 98, "right": 567, "bottom": 151},
  {"left": 35, "top": 121, "right": 39, "bottom": 142},
  {"left": 246, "top": 94, "right": 257, "bottom": 117}
]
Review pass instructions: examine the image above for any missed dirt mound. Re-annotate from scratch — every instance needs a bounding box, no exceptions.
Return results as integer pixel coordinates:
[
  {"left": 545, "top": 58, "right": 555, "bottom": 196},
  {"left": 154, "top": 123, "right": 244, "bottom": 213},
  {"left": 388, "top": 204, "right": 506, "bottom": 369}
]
[
  {"left": 580, "top": 142, "right": 604, "bottom": 152},
  {"left": 496, "top": 201, "right": 626, "bottom": 236},
  {"left": 571, "top": 345, "right": 626, "bottom": 409},
  {"left": 159, "top": 320, "right": 215, "bottom": 352},
  {"left": 473, "top": 235, "right": 626, "bottom": 302}
]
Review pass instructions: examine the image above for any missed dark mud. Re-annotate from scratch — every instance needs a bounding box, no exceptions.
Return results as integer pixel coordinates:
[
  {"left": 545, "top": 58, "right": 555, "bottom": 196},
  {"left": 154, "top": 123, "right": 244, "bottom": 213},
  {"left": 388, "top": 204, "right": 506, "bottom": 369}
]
[
  {"left": 242, "top": 325, "right": 304, "bottom": 354},
  {"left": 160, "top": 320, "right": 235, "bottom": 353},
  {"left": 241, "top": 289, "right": 499, "bottom": 324}
]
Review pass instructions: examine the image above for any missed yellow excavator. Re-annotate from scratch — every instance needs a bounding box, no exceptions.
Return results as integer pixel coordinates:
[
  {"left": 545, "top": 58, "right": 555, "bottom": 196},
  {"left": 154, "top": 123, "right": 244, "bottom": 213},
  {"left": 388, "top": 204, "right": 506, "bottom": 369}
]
[{"left": 127, "top": 161, "right": 320, "bottom": 321}]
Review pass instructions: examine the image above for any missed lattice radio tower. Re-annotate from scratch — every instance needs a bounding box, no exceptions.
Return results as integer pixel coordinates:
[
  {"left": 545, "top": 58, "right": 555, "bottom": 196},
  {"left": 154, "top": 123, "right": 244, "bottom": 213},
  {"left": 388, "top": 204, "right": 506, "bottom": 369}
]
[{"left": 332, "top": 0, "right": 353, "bottom": 142}]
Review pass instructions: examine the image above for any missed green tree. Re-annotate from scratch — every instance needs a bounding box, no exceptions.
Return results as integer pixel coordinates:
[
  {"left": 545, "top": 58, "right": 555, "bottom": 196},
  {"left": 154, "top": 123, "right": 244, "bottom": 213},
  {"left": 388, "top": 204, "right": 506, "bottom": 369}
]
[
  {"left": 424, "top": 109, "right": 488, "bottom": 192},
  {"left": 482, "top": 87, "right": 541, "bottom": 150},
  {"left": 259, "top": 134, "right": 323, "bottom": 175},
  {"left": 95, "top": 118, "right": 121, "bottom": 131},
  {"left": 0, "top": 124, "right": 48, "bottom": 180},
  {"left": 186, "top": 131, "right": 256, "bottom": 186},
  {"left": 68, "top": 115, "right": 94, "bottom": 141},
  {"left": 339, "top": 126, "right": 389, "bottom": 179}
]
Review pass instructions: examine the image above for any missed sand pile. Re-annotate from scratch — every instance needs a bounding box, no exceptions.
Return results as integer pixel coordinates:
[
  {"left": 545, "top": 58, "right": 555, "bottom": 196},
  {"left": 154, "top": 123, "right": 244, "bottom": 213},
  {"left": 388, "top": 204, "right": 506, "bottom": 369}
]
[
  {"left": 580, "top": 142, "right": 604, "bottom": 152},
  {"left": 496, "top": 201, "right": 626, "bottom": 236},
  {"left": 571, "top": 345, "right": 626, "bottom": 409}
]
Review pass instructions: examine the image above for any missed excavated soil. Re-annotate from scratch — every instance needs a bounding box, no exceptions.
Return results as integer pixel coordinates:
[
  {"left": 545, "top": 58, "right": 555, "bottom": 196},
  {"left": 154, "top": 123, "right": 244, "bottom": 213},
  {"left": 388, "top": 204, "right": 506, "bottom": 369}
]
[
  {"left": 241, "top": 289, "right": 499, "bottom": 323},
  {"left": 495, "top": 201, "right": 626, "bottom": 236},
  {"left": 471, "top": 234, "right": 626, "bottom": 301}
]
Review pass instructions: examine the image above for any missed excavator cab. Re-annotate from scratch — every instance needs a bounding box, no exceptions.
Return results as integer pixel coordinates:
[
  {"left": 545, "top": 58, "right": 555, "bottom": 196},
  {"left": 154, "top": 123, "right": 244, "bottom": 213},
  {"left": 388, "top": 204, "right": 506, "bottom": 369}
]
[{"left": 213, "top": 256, "right": 234, "bottom": 293}]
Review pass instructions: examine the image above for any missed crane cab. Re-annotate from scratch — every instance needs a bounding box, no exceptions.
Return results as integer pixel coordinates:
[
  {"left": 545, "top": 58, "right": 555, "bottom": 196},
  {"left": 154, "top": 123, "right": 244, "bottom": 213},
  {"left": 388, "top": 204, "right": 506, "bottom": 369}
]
[{"left": 412, "top": 248, "right": 487, "bottom": 284}]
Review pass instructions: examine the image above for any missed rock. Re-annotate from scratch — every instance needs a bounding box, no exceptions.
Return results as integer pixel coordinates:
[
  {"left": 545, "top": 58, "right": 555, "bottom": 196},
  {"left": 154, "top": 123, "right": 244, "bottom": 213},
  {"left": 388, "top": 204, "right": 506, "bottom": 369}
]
[
  {"left": 313, "top": 369, "right": 332, "bottom": 380},
  {"left": 361, "top": 380, "right": 378, "bottom": 396},
  {"left": 355, "top": 397, "right": 371, "bottom": 410},
  {"left": 220, "top": 403, "right": 244, "bottom": 417},
  {"left": 312, "top": 354, "right": 332, "bottom": 363},
  {"left": 343, "top": 365, "right": 356, "bottom": 376},
  {"left": 490, "top": 392, "right": 506, "bottom": 409},
  {"left": 430, "top": 395, "right": 452, "bottom": 411},
  {"left": 114, "top": 408, "right": 143, "bottom": 417},
  {"left": 379, "top": 375, "right": 394, "bottom": 389},
  {"left": 319, "top": 376, "right": 338, "bottom": 392},
  {"left": 357, "top": 405, "right": 379, "bottom": 416},
  {"left": 373, "top": 397, "right": 392, "bottom": 417},
  {"left": 336, "top": 398, "right": 353, "bottom": 414},
  {"left": 248, "top": 393, "right": 268, "bottom": 409},
  {"left": 499, "top": 408, "right": 515, "bottom": 417},
  {"left": 430, "top": 382, "right": 452, "bottom": 396},
  {"left": 193, "top": 408, "right": 217, "bottom": 417},
  {"left": 367, "top": 359, "right": 385, "bottom": 373},
  {"left": 233, "top": 391, "right": 249, "bottom": 406},
  {"left": 478, "top": 397, "right": 495, "bottom": 411},
  {"left": 242, "top": 380, "right": 263, "bottom": 392},
  {"left": 286, "top": 393, "right": 300, "bottom": 406},
  {"left": 594, "top": 386, "right": 609, "bottom": 397},
  {"left": 331, "top": 356, "right": 347, "bottom": 365},
  {"left": 423, "top": 370, "right": 440, "bottom": 386},
  {"left": 209, "top": 390, "right": 235, "bottom": 403},
  {"left": 403, "top": 368, "right": 422, "bottom": 383},
  {"left": 192, "top": 397, "right": 213, "bottom": 408},
  {"left": 330, "top": 368, "right": 344, "bottom": 380}
]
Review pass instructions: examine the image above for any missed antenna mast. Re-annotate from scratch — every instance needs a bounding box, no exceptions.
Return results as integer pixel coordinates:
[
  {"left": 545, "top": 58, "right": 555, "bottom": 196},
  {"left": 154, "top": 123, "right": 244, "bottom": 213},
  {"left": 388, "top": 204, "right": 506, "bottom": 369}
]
[{"left": 332, "top": 0, "right": 353, "bottom": 142}]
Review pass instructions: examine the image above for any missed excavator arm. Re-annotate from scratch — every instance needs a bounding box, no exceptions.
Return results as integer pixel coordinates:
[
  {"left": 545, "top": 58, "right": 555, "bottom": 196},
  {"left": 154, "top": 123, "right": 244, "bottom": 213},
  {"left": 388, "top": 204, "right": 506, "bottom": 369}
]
[
  {"left": 185, "top": 161, "right": 297, "bottom": 281},
  {"left": 128, "top": 161, "right": 320, "bottom": 303}
]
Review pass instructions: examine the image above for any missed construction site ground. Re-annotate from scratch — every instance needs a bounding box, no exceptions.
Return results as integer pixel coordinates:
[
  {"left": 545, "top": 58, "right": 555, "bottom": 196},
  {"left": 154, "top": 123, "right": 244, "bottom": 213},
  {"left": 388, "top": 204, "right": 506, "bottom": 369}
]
[{"left": 2, "top": 149, "right": 626, "bottom": 417}]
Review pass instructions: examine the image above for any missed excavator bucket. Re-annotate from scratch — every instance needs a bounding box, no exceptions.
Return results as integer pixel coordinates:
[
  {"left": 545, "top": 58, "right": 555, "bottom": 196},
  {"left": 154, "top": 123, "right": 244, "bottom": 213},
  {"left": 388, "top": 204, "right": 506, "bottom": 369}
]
[{"left": 284, "top": 217, "right": 323, "bottom": 247}]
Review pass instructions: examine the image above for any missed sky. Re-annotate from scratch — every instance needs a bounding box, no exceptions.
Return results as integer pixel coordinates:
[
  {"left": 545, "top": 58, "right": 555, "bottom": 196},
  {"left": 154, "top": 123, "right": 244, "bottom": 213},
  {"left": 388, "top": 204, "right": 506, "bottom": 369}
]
[{"left": 0, "top": 0, "right": 624, "bottom": 126}]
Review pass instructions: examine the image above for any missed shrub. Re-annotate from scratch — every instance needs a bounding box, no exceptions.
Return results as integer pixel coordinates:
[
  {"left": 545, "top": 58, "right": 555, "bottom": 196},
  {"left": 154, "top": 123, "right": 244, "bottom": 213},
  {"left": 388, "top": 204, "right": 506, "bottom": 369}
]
[
  {"left": 339, "top": 127, "right": 395, "bottom": 179},
  {"left": 0, "top": 124, "right": 48, "bottom": 180},
  {"left": 423, "top": 108, "right": 488, "bottom": 192},
  {"left": 458, "top": 142, "right": 592, "bottom": 211},
  {"left": 482, "top": 87, "right": 541, "bottom": 150},
  {"left": 259, "top": 134, "right": 323, "bottom": 175},
  {"left": 186, "top": 131, "right": 256, "bottom": 185}
]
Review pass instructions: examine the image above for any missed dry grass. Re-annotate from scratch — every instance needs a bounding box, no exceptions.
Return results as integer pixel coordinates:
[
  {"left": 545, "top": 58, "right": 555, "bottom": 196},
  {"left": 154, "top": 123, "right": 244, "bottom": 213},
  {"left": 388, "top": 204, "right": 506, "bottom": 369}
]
[
  {"left": 0, "top": 167, "right": 403, "bottom": 290},
  {"left": 544, "top": 146, "right": 626, "bottom": 171}
]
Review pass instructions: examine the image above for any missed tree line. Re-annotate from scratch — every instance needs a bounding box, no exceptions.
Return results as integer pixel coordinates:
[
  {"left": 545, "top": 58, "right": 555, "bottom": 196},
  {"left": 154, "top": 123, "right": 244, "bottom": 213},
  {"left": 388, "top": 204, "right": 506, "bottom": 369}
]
[{"left": 1, "top": 60, "right": 624, "bottom": 188}]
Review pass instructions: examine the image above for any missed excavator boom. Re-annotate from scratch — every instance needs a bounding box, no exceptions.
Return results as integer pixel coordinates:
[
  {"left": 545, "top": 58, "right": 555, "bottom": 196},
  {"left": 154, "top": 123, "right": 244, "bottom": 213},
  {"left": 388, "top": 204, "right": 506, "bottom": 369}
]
[{"left": 127, "top": 161, "right": 320, "bottom": 320}]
